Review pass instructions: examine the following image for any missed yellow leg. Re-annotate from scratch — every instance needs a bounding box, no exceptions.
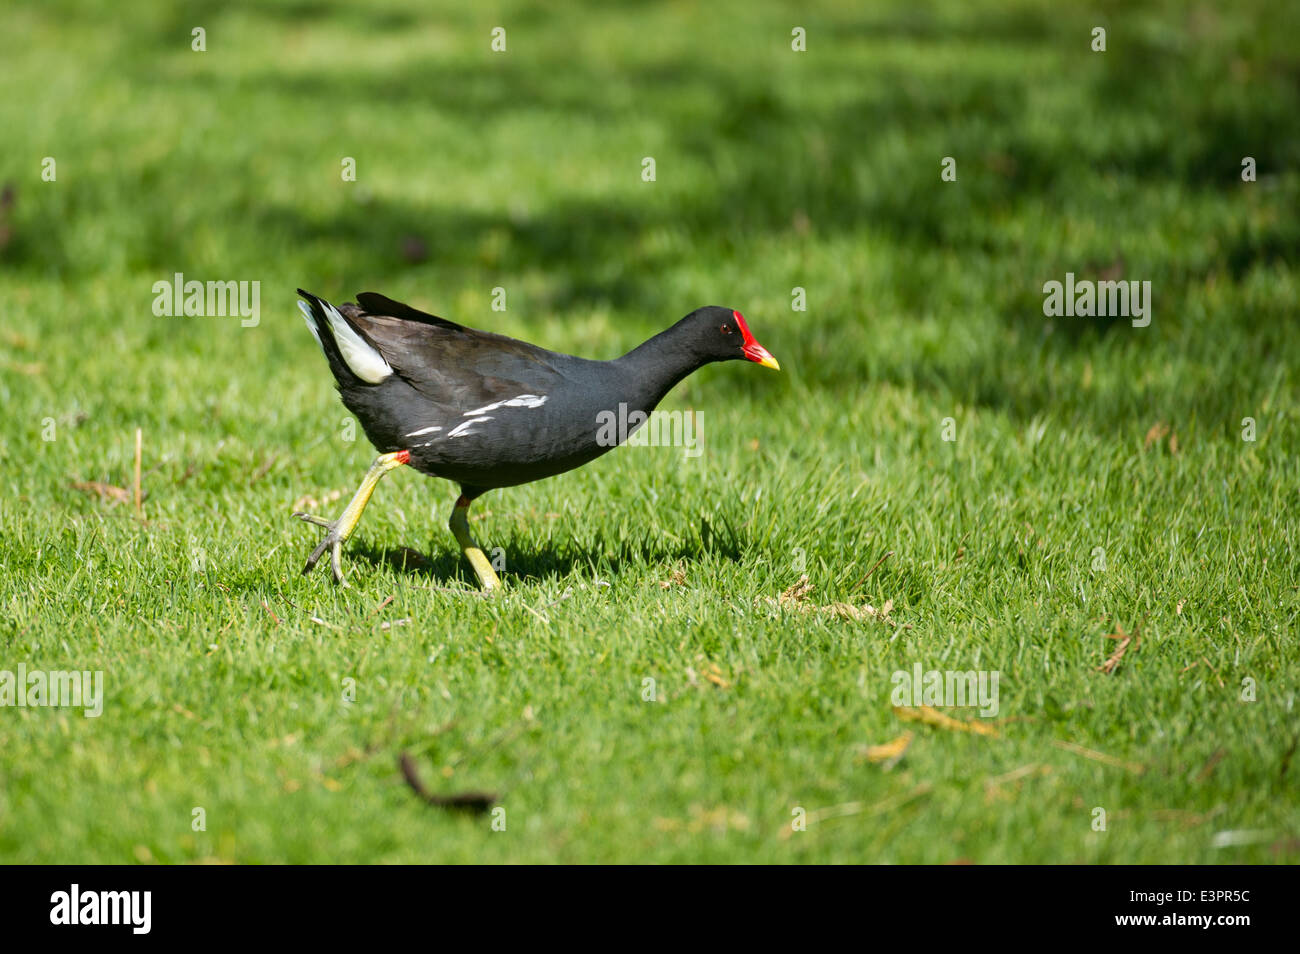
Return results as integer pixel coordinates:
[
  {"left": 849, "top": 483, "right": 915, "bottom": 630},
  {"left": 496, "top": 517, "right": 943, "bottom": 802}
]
[
  {"left": 449, "top": 495, "right": 501, "bottom": 591},
  {"left": 295, "top": 450, "right": 409, "bottom": 584}
]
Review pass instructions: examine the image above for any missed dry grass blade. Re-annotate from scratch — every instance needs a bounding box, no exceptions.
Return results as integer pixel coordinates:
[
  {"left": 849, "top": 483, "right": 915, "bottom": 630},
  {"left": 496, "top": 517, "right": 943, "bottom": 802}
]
[
  {"left": 893, "top": 705, "right": 998, "bottom": 736},
  {"left": 1052, "top": 739, "right": 1145, "bottom": 774},
  {"left": 779, "top": 574, "right": 815, "bottom": 604},
  {"left": 779, "top": 782, "right": 932, "bottom": 839},
  {"left": 133, "top": 428, "right": 143, "bottom": 517},
  {"left": 860, "top": 731, "right": 913, "bottom": 766},
  {"left": 1097, "top": 618, "right": 1144, "bottom": 674},
  {"left": 70, "top": 480, "right": 132, "bottom": 505}
]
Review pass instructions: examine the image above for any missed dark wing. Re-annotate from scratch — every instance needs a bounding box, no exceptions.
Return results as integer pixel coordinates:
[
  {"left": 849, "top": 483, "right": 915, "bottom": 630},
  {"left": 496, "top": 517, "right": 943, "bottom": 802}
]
[
  {"left": 354, "top": 292, "right": 466, "bottom": 333},
  {"left": 338, "top": 295, "right": 568, "bottom": 409}
]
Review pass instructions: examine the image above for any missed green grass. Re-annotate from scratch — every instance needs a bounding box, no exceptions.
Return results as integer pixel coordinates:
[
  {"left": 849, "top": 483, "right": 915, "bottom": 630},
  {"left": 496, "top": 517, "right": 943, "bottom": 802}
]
[{"left": 1, "top": 0, "right": 1297, "bottom": 863}]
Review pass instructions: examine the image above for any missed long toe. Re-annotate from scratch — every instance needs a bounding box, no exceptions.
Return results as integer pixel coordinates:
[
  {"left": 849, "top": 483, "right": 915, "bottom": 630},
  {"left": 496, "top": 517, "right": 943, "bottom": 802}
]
[
  {"left": 302, "top": 531, "right": 337, "bottom": 575},
  {"left": 330, "top": 541, "right": 347, "bottom": 586}
]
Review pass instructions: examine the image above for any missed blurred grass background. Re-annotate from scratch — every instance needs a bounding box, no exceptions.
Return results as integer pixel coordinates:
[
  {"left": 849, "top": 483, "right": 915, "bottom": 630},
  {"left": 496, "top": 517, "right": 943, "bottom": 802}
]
[{"left": 0, "top": 0, "right": 1296, "bottom": 863}]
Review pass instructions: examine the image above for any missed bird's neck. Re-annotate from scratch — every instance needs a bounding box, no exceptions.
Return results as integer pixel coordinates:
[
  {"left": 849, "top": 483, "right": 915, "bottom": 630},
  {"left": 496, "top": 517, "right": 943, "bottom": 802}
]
[{"left": 614, "top": 322, "right": 707, "bottom": 410}]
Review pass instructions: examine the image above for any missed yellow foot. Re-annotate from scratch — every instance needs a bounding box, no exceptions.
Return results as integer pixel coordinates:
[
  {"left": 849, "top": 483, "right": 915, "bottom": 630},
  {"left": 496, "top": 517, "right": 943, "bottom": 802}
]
[
  {"left": 295, "top": 450, "right": 409, "bottom": 585},
  {"left": 449, "top": 495, "right": 501, "bottom": 592}
]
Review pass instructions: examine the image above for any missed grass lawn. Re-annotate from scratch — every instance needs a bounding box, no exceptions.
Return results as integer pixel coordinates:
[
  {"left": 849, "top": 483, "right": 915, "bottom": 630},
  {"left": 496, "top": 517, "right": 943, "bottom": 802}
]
[{"left": 1, "top": 0, "right": 1297, "bottom": 863}]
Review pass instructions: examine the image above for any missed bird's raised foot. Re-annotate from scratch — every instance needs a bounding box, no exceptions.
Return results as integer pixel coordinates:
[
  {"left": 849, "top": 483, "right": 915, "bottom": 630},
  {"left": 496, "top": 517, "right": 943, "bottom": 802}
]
[{"left": 292, "top": 450, "right": 412, "bottom": 587}]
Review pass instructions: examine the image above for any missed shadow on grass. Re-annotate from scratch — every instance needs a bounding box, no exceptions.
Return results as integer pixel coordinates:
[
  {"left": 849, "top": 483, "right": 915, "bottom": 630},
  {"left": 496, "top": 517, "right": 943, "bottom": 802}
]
[{"left": 343, "top": 511, "right": 744, "bottom": 586}]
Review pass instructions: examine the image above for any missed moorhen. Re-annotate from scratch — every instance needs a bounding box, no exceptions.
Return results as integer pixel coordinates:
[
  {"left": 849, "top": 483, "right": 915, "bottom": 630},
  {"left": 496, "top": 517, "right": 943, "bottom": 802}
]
[{"left": 293, "top": 290, "right": 780, "bottom": 589}]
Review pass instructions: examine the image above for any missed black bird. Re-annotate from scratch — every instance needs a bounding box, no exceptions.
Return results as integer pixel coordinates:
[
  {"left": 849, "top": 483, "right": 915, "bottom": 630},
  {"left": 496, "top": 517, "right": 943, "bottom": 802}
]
[{"left": 294, "top": 290, "right": 780, "bottom": 589}]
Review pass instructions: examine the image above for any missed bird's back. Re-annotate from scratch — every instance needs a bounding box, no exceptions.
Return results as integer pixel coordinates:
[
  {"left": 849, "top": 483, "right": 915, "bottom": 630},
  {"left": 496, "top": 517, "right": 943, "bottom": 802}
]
[{"left": 302, "top": 291, "right": 639, "bottom": 489}]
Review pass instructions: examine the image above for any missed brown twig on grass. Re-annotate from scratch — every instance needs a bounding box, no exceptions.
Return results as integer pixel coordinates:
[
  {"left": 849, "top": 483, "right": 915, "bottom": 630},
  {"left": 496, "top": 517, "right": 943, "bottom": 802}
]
[
  {"left": 1280, "top": 734, "right": 1298, "bottom": 784},
  {"left": 848, "top": 550, "right": 895, "bottom": 596},
  {"left": 133, "top": 428, "right": 143, "bottom": 518},
  {"left": 248, "top": 453, "right": 278, "bottom": 485},
  {"left": 260, "top": 600, "right": 281, "bottom": 626},
  {"left": 398, "top": 752, "right": 496, "bottom": 813}
]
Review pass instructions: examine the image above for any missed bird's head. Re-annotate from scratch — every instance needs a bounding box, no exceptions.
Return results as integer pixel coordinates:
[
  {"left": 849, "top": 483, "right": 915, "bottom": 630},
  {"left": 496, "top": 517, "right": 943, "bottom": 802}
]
[{"left": 685, "top": 306, "right": 780, "bottom": 370}]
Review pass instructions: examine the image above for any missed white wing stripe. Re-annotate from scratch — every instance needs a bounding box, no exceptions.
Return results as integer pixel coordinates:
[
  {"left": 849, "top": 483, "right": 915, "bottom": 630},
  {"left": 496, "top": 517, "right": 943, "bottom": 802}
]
[
  {"left": 449, "top": 416, "right": 492, "bottom": 438},
  {"left": 463, "top": 394, "right": 547, "bottom": 416}
]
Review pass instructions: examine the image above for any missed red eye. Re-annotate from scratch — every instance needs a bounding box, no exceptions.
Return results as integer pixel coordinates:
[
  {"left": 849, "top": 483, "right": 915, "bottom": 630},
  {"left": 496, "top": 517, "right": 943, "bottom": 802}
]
[{"left": 720, "top": 325, "right": 732, "bottom": 334}]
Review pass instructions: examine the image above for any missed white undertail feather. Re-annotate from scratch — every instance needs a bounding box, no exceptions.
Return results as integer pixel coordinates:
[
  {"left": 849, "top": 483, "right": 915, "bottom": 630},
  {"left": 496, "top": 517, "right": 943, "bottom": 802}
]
[
  {"left": 297, "top": 301, "right": 323, "bottom": 347},
  {"left": 300, "top": 296, "right": 392, "bottom": 384}
]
